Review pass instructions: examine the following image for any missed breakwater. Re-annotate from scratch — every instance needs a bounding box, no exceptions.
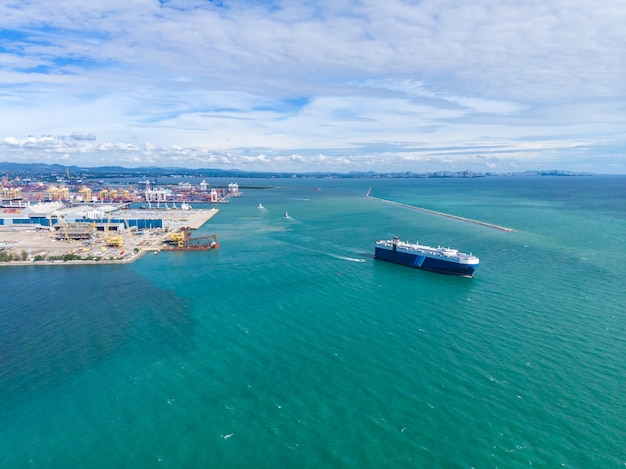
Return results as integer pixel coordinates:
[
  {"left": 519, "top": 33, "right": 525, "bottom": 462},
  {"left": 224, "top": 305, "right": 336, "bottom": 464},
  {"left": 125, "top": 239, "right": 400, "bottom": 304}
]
[{"left": 366, "top": 188, "right": 515, "bottom": 232}]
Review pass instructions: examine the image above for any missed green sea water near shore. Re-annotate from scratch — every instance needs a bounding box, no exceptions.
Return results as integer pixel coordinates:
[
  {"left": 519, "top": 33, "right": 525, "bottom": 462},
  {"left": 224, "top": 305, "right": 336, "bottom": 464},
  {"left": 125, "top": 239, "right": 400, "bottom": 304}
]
[{"left": 1, "top": 176, "right": 625, "bottom": 467}]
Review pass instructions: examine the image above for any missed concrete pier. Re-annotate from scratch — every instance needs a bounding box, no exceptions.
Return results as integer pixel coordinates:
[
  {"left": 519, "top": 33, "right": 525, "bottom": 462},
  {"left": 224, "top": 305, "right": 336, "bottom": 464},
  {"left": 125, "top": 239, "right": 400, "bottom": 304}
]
[
  {"left": 169, "top": 207, "right": 219, "bottom": 230},
  {"left": 0, "top": 207, "right": 222, "bottom": 266},
  {"left": 366, "top": 188, "right": 515, "bottom": 232}
]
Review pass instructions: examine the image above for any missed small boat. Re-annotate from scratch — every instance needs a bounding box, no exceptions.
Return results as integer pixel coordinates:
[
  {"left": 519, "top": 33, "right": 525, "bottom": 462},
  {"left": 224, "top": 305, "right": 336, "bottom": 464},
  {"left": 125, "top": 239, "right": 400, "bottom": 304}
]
[
  {"left": 284, "top": 211, "right": 289, "bottom": 218},
  {"left": 258, "top": 203, "right": 264, "bottom": 209}
]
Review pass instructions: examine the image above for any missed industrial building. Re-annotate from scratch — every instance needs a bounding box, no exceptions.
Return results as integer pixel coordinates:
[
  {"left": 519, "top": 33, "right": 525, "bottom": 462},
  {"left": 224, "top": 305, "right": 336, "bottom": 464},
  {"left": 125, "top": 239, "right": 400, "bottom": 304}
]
[{"left": 0, "top": 202, "right": 165, "bottom": 231}]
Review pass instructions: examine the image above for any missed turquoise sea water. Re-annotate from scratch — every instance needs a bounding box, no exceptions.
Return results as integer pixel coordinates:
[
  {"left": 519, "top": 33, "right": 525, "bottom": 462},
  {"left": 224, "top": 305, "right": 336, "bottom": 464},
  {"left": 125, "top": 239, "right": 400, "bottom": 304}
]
[{"left": 1, "top": 176, "right": 625, "bottom": 468}]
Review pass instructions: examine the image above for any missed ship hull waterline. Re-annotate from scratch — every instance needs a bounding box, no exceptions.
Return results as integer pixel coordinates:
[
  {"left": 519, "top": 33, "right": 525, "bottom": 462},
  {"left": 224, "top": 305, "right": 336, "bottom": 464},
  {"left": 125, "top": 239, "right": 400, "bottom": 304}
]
[{"left": 374, "top": 246, "right": 478, "bottom": 277}]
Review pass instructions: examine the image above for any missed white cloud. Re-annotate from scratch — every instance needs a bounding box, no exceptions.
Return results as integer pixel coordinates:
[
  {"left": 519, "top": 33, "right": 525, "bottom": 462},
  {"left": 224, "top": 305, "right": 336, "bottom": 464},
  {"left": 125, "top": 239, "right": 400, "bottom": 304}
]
[{"left": 0, "top": 0, "right": 624, "bottom": 172}]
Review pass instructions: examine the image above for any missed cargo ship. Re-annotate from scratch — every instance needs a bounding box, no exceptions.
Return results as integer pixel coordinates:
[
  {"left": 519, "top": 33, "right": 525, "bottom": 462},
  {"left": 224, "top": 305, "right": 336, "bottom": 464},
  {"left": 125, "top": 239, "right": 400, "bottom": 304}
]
[{"left": 375, "top": 237, "right": 479, "bottom": 276}]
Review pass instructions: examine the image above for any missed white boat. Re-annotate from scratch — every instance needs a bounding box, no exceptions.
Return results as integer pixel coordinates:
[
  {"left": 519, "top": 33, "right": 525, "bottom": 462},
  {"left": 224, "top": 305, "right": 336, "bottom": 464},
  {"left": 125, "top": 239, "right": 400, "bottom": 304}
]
[{"left": 258, "top": 203, "right": 264, "bottom": 209}]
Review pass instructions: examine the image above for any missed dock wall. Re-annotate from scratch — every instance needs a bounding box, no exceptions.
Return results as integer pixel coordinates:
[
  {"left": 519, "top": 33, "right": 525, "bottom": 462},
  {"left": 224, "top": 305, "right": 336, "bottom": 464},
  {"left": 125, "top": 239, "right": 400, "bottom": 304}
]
[{"left": 365, "top": 188, "right": 515, "bottom": 232}]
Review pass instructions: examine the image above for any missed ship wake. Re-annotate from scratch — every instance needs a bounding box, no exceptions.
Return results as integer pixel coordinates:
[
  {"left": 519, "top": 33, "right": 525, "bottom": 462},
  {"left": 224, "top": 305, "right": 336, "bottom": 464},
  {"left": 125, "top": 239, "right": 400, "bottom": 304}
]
[{"left": 328, "top": 254, "right": 366, "bottom": 263}]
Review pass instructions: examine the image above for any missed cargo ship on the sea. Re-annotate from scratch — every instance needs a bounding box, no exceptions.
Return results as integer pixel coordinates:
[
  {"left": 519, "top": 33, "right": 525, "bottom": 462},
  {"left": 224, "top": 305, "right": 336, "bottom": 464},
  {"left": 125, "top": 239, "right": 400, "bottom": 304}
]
[{"left": 375, "top": 237, "right": 479, "bottom": 276}]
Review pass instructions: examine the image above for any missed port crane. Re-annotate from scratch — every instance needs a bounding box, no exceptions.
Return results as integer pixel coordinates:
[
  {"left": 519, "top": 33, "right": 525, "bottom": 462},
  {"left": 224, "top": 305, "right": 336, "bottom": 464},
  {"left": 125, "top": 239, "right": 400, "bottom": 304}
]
[
  {"left": 51, "top": 210, "right": 71, "bottom": 242},
  {"left": 104, "top": 210, "right": 124, "bottom": 247},
  {"left": 165, "top": 228, "right": 219, "bottom": 250}
]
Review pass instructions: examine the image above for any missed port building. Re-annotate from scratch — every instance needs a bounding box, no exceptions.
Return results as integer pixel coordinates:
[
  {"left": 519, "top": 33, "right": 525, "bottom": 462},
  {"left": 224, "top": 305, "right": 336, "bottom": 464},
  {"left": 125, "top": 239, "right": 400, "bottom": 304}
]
[
  {"left": 0, "top": 202, "right": 165, "bottom": 230},
  {"left": 1, "top": 201, "right": 218, "bottom": 235}
]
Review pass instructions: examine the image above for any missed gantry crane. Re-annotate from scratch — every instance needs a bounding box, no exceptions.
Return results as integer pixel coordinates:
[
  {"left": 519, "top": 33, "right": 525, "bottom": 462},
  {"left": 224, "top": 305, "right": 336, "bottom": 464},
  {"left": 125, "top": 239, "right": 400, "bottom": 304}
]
[{"left": 104, "top": 210, "right": 124, "bottom": 247}]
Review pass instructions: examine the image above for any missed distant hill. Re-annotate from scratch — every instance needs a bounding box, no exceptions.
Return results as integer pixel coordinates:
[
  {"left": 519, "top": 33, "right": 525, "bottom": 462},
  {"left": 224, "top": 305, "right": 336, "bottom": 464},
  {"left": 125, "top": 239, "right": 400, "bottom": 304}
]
[
  {"left": 0, "top": 161, "right": 593, "bottom": 180},
  {"left": 0, "top": 162, "right": 240, "bottom": 179}
]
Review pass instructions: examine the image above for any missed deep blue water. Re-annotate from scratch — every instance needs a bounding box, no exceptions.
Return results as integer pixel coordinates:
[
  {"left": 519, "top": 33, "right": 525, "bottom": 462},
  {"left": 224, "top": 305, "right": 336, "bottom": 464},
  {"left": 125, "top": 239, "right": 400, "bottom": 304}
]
[{"left": 1, "top": 176, "right": 625, "bottom": 467}]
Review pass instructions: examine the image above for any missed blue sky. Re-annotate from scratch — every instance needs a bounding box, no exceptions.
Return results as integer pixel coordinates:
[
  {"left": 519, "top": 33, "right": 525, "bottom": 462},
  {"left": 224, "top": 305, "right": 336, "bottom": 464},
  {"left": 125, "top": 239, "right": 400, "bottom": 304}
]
[{"left": 1, "top": 0, "right": 625, "bottom": 173}]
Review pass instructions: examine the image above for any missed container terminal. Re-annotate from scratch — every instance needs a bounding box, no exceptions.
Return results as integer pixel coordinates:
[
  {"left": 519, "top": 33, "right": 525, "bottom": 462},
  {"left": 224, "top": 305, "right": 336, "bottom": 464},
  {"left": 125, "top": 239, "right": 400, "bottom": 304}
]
[
  {"left": 0, "top": 204, "right": 221, "bottom": 264},
  {"left": 0, "top": 177, "right": 240, "bottom": 264}
]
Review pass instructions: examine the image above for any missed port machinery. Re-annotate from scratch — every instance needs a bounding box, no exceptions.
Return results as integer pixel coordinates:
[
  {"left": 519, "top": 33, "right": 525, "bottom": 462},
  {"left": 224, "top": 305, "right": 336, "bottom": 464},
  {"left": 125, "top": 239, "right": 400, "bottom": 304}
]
[
  {"left": 103, "top": 211, "right": 124, "bottom": 247},
  {"left": 163, "top": 227, "right": 220, "bottom": 251},
  {"left": 51, "top": 211, "right": 96, "bottom": 243}
]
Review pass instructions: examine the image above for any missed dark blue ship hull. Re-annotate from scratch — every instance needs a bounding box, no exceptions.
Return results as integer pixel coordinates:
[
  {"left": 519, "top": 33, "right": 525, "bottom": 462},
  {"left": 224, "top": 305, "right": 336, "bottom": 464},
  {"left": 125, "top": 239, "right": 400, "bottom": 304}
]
[{"left": 375, "top": 246, "right": 477, "bottom": 276}]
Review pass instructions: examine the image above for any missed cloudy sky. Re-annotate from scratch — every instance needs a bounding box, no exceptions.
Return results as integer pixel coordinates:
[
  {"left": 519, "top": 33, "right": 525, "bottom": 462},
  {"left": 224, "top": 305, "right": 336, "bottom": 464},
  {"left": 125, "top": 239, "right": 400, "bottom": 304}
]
[{"left": 1, "top": 0, "right": 625, "bottom": 173}]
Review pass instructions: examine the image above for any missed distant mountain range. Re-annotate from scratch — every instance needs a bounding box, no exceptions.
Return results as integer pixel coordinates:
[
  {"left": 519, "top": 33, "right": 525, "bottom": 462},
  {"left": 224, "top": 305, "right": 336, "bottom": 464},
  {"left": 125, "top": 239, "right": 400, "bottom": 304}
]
[{"left": 0, "top": 162, "right": 593, "bottom": 180}]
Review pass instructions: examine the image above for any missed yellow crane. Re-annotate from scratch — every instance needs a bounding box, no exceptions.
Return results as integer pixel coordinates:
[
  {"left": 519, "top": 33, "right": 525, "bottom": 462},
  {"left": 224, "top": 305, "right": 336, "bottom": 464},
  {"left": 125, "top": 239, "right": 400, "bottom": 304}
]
[
  {"left": 104, "top": 210, "right": 124, "bottom": 247},
  {"left": 52, "top": 211, "right": 71, "bottom": 242},
  {"left": 169, "top": 229, "right": 190, "bottom": 248}
]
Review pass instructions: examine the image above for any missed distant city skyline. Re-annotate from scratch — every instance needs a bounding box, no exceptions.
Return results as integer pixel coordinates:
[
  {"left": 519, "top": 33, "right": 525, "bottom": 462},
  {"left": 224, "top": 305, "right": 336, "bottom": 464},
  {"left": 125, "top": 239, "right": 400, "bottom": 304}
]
[{"left": 1, "top": 1, "right": 625, "bottom": 173}]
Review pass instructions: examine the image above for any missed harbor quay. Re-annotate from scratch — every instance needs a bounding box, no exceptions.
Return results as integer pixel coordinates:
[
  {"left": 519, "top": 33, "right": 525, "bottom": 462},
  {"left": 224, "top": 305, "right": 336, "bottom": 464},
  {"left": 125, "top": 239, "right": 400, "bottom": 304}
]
[
  {"left": 0, "top": 175, "right": 243, "bottom": 265},
  {"left": 0, "top": 206, "right": 220, "bottom": 266}
]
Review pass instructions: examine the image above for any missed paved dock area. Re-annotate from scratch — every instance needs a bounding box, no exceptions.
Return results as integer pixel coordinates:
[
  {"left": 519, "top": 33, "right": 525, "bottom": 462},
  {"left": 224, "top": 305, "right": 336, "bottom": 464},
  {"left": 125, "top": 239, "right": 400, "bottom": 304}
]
[
  {"left": 366, "top": 189, "right": 515, "bottom": 232},
  {"left": 122, "top": 207, "right": 219, "bottom": 230},
  {"left": 167, "top": 207, "right": 219, "bottom": 229},
  {"left": 0, "top": 208, "right": 220, "bottom": 265}
]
